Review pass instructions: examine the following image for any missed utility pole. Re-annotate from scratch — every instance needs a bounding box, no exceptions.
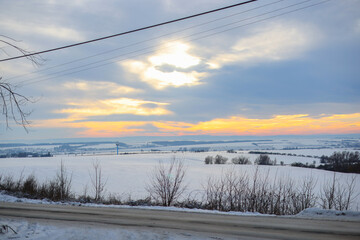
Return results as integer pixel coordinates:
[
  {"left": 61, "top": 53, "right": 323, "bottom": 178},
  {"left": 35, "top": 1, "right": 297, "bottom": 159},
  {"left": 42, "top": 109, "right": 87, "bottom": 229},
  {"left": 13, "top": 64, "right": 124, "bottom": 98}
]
[{"left": 116, "top": 142, "right": 120, "bottom": 155}]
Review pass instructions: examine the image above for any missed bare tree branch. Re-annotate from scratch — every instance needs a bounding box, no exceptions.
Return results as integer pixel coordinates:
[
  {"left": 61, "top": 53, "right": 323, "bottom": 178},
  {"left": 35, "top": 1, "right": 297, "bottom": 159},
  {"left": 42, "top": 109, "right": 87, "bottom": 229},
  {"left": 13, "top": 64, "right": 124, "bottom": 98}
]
[
  {"left": 146, "top": 158, "right": 187, "bottom": 206},
  {"left": 0, "top": 36, "right": 42, "bottom": 131}
]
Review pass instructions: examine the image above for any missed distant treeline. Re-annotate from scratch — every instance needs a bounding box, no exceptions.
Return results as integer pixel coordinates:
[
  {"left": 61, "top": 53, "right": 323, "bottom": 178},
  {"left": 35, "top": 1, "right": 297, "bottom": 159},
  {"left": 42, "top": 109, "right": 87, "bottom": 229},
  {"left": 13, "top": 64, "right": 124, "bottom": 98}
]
[
  {"left": 288, "top": 151, "right": 360, "bottom": 173},
  {"left": 249, "top": 151, "right": 320, "bottom": 159},
  {"left": 318, "top": 151, "right": 360, "bottom": 173},
  {"left": 226, "top": 151, "right": 360, "bottom": 173},
  {"left": 0, "top": 152, "right": 52, "bottom": 158},
  {"left": 151, "top": 140, "right": 271, "bottom": 147}
]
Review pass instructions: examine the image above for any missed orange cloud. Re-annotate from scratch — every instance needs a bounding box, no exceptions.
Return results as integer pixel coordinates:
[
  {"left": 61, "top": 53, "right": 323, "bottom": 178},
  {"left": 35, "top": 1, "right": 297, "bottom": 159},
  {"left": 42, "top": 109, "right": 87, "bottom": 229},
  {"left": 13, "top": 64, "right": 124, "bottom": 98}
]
[{"left": 33, "top": 113, "right": 360, "bottom": 138}]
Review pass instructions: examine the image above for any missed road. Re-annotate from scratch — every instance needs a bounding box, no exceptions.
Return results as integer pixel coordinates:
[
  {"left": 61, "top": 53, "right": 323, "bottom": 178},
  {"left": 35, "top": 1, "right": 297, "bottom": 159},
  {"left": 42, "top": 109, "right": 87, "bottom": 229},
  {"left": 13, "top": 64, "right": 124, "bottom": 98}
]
[{"left": 1, "top": 202, "right": 360, "bottom": 240}]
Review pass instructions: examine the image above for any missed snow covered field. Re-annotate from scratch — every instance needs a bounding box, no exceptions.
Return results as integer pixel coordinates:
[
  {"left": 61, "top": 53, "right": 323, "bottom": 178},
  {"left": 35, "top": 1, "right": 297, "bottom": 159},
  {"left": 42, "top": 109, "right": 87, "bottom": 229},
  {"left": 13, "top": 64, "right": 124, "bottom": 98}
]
[{"left": 0, "top": 151, "right": 359, "bottom": 209}]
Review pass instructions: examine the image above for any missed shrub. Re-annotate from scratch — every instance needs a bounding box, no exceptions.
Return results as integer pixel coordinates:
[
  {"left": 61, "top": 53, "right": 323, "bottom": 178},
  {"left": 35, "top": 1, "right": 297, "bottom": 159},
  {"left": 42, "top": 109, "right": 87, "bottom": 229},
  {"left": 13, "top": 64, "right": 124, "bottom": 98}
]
[
  {"left": 205, "top": 156, "right": 213, "bottom": 164},
  {"left": 0, "top": 162, "right": 73, "bottom": 201},
  {"left": 22, "top": 175, "right": 38, "bottom": 196},
  {"left": 146, "top": 159, "right": 187, "bottom": 206},
  {"left": 214, "top": 155, "right": 228, "bottom": 164},
  {"left": 203, "top": 168, "right": 320, "bottom": 215},
  {"left": 255, "top": 154, "right": 274, "bottom": 165},
  {"left": 232, "top": 156, "right": 251, "bottom": 165},
  {"left": 320, "top": 173, "right": 357, "bottom": 211}
]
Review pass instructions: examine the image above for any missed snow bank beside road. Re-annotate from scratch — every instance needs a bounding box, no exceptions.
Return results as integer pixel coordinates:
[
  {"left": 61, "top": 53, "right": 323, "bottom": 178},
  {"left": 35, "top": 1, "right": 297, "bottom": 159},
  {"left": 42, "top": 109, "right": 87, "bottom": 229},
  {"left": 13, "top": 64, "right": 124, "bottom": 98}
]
[
  {"left": 0, "top": 217, "right": 219, "bottom": 240},
  {"left": 294, "top": 208, "right": 360, "bottom": 221},
  {"left": 1, "top": 191, "right": 359, "bottom": 221}
]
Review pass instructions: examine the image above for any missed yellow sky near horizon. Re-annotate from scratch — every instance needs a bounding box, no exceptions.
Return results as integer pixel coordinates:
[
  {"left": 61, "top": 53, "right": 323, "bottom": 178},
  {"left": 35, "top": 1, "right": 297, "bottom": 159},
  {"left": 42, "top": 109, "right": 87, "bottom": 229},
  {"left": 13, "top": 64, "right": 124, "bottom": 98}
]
[{"left": 33, "top": 113, "right": 360, "bottom": 138}]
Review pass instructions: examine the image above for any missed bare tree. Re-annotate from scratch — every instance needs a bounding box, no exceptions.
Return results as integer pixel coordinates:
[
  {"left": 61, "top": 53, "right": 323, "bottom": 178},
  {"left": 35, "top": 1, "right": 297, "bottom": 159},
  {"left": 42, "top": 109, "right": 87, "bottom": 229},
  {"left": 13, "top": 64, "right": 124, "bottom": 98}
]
[
  {"left": 296, "top": 175, "right": 317, "bottom": 211},
  {"left": 334, "top": 175, "right": 358, "bottom": 210},
  {"left": 0, "top": 35, "right": 41, "bottom": 131},
  {"left": 320, "top": 172, "right": 337, "bottom": 209},
  {"left": 146, "top": 158, "right": 187, "bottom": 206},
  {"left": 55, "top": 160, "right": 73, "bottom": 200},
  {"left": 89, "top": 160, "right": 107, "bottom": 202}
]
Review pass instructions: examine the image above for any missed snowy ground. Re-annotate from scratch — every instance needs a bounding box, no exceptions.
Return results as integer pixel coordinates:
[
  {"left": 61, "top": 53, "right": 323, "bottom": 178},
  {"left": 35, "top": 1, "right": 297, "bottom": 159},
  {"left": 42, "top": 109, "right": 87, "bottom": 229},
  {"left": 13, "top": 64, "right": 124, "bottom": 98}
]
[
  {"left": 0, "top": 190, "right": 269, "bottom": 217},
  {"left": 1, "top": 217, "right": 228, "bottom": 240},
  {"left": 0, "top": 151, "right": 359, "bottom": 208},
  {"left": 1, "top": 191, "right": 360, "bottom": 220}
]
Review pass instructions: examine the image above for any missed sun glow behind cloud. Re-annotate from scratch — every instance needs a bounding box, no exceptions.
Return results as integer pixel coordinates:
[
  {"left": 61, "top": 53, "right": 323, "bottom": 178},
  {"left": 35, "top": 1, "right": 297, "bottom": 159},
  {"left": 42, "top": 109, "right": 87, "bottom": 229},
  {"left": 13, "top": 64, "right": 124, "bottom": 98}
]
[
  {"left": 2, "top": 0, "right": 359, "bottom": 141},
  {"left": 122, "top": 41, "right": 207, "bottom": 89}
]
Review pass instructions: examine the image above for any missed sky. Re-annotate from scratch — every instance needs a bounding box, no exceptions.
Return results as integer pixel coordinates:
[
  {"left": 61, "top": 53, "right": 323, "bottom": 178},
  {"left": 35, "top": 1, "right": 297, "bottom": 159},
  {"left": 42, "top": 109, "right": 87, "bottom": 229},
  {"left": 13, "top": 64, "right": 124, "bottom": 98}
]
[{"left": 0, "top": 0, "right": 360, "bottom": 142}]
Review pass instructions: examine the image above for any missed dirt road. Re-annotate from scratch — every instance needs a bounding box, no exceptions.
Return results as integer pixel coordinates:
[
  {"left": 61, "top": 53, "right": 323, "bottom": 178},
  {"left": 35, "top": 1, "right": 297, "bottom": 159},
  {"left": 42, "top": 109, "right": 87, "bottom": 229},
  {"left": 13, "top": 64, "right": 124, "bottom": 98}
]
[{"left": 1, "top": 202, "right": 359, "bottom": 240}]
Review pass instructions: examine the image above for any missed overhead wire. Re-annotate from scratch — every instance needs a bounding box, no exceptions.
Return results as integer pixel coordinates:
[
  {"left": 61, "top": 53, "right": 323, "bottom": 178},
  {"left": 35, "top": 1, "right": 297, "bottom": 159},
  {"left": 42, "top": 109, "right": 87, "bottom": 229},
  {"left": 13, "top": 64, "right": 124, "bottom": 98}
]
[
  {"left": 16, "top": 0, "right": 326, "bottom": 87},
  {"left": 21, "top": 0, "right": 329, "bottom": 86},
  {"left": 5, "top": 0, "right": 285, "bottom": 82},
  {"left": 0, "top": 0, "right": 258, "bottom": 62}
]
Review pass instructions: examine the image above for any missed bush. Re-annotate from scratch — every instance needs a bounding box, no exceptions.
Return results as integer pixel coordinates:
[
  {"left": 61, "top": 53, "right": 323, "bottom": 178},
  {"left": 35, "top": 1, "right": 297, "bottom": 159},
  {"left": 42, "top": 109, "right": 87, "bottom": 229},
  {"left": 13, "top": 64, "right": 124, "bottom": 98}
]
[
  {"left": 22, "top": 175, "right": 38, "bottom": 196},
  {"left": 146, "top": 159, "right": 187, "bottom": 206},
  {"left": 320, "top": 173, "right": 357, "bottom": 211},
  {"left": 205, "top": 156, "right": 213, "bottom": 164},
  {"left": 255, "top": 154, "right": 274, "bottom": 165},
  {"left": 214, "top": 155, "right": 228, "bottom": 164},
  {"left": 232, "top": 156, "right": 251, "bottom": 165},
  {"left": 203, "top": 168, "right": 318, "bottom": 215},
  {"left": 0, "top": 162, "right": 73, "bottom": 201}
]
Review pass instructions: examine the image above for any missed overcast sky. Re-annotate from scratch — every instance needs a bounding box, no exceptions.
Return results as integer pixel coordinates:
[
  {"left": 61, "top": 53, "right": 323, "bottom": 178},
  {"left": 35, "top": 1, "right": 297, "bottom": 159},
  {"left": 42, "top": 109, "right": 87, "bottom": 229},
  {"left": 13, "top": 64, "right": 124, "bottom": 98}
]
[{"left": 0, "top": 0, "right": 359, "bottom": 141}]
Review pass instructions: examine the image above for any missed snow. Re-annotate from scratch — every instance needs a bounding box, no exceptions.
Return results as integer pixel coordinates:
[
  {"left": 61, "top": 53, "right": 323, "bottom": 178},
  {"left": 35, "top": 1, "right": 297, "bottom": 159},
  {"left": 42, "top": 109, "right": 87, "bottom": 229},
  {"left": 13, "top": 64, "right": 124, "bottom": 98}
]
[
  {"left": 293, "top": 208, "right": 360, "bottom": 221},
  {"left": 0, "top": 217, "right": 226, "bottom": 240},
  {"left": 1, "top": 191, "right": 359, "bottom": 220},
  {"left": 1, "top": 193, "right": 360, "bottom": 240},
  {"left": 0, "top": 190, "right": 270, "bottom": 217},
  {"left": 0, "top": 151, "right": 359, "bottom": 208}
]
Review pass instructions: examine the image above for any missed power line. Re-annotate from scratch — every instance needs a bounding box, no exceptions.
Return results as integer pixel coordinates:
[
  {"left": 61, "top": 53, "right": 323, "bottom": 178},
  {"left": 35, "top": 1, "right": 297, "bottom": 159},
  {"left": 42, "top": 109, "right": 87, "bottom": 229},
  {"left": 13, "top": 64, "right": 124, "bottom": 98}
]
[
  {"left": 13, "top": 0, "right": 313, "bottom": 85},
  {"left": 12, "top": 0, "right": 327, "bottom": 87},
  {"left": 6, "top": 0, "right": 285, "bottom": 82},
  {"left": 20, "top": 0, "right": 329, "bottom": 87},
  {"left": 0, "top": 0, "right": 257, "bottom": 62}
]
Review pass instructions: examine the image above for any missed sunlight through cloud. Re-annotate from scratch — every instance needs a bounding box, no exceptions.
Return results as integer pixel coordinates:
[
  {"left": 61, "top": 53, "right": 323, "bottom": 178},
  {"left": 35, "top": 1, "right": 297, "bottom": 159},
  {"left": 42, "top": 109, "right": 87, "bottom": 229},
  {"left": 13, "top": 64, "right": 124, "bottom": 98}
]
[{"left": 122, "top": 41, "right": 207, "bottom": 89}]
